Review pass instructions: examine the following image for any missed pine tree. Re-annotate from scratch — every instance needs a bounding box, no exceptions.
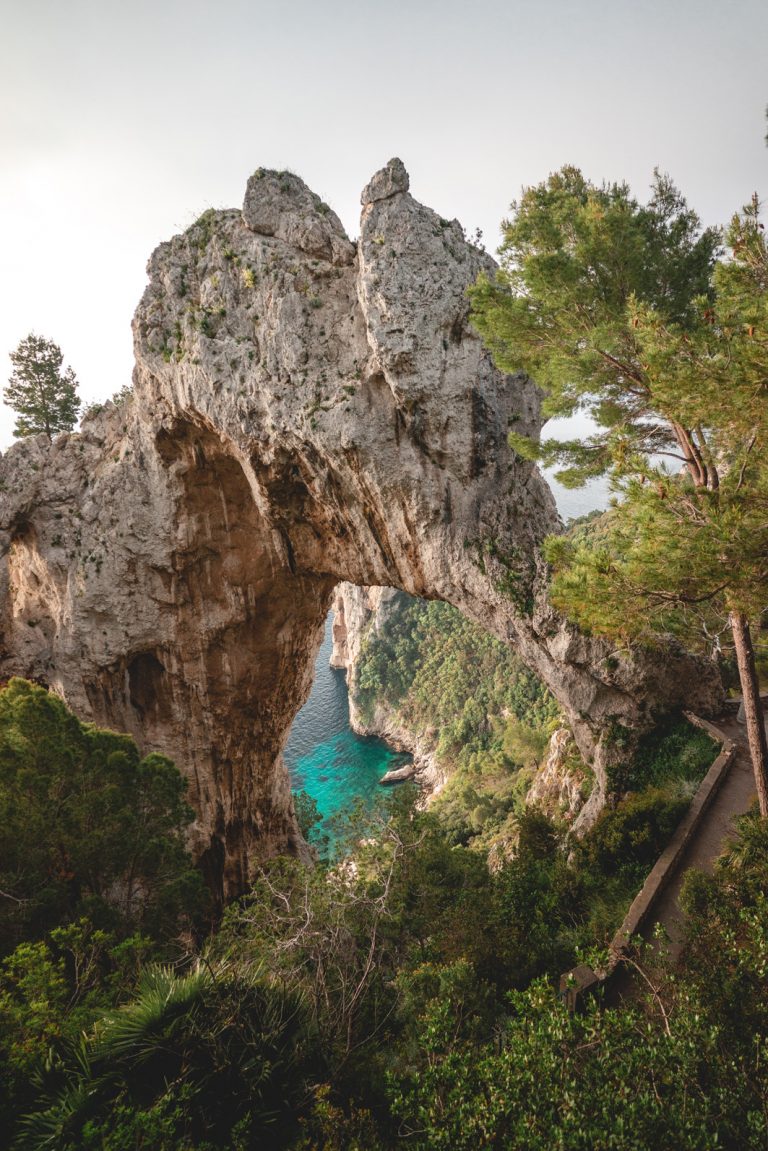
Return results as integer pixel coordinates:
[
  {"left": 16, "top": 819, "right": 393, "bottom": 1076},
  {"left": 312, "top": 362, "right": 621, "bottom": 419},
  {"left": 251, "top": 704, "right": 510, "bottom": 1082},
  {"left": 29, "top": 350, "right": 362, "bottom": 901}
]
[
  {"left": 5, "top": 334, "right": 80, "bottom": 440},
  {"left": 469, "top": 167, "right": 720, "bottom": 486},
  {"left": 470, "top": 174, "right": 768, "bottom": 811}
]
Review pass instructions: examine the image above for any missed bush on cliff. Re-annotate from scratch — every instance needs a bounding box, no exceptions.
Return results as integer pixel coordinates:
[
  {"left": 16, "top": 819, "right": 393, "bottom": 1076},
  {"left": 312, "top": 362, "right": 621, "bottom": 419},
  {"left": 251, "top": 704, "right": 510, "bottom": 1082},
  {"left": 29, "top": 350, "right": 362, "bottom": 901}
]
[
  {"left": 0, "top": 679, "right": 206, "bottom": 1144},
  {"left": 0, "top": 678, "right": 204, "bottom": 955}
]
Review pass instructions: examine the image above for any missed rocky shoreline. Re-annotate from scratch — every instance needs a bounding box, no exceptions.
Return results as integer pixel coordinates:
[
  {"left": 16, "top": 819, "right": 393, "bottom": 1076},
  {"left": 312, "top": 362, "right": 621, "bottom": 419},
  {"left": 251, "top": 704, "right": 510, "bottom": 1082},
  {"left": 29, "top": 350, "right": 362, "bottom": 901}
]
[
  {"left": 329, "top": 581, "right": 589, "bottom": 822},
  {"left": 349, "top": 697, "right": 447, "bottom": 797},
  {"left": 329, "top": 583, "right": 447, "bottom": 799}
]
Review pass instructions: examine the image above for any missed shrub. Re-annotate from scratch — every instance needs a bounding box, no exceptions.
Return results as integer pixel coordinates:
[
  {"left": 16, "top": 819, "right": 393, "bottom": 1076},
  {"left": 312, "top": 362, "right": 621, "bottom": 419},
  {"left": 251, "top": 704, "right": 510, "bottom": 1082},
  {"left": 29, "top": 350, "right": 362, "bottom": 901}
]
[{"left": 0, "top": 679, "right": 204, "bottom": 953}]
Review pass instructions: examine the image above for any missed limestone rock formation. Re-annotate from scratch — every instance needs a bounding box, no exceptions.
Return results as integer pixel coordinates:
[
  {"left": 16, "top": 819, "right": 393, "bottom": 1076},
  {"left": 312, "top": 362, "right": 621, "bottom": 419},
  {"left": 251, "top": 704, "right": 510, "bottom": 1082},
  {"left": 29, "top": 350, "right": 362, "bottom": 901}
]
[
  {"left": 329, "top": 583, "right": 398, "bottom": 672},
  {"left": 525, "top": 728, "right": 589, "bottom": 822},
  {"left": 0, "top": 159, "right": 723, "bottom": 900}
]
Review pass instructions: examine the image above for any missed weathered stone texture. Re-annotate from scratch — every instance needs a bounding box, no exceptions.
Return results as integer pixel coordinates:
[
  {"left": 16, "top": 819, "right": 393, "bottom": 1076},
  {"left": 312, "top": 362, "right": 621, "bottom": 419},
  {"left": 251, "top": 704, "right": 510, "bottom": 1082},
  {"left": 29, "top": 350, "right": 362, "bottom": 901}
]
[
  {"left": 526, "top": 727, "right": 588, "bottom": 822},
  {"left": 0, "top": 161, "right": 722, "bottom": 898},
  {"left": 329, "top": 583, "right": 398, "bottom": 672}
]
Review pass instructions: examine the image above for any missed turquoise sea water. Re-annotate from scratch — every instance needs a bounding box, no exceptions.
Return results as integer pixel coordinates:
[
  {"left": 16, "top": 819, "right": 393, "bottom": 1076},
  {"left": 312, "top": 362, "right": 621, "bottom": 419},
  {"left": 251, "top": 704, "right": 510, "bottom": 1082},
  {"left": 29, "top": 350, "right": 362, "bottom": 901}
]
[
  {"left": 286, "top": 470, "right": 608, "bottom": 832},
  {"left": 284, "top": 623, "right": 412, "bottom": 836}
]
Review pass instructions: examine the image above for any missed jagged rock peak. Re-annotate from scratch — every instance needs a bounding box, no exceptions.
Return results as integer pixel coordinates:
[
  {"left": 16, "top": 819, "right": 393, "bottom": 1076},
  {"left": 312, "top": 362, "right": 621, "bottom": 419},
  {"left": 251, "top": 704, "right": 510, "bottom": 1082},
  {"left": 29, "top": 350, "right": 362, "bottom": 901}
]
[
  {"left": 242, "top": 166, "right": 355, "bottom": 266},
  {"left": 361, "top": 157, "right": 410, "bottom": 205}
]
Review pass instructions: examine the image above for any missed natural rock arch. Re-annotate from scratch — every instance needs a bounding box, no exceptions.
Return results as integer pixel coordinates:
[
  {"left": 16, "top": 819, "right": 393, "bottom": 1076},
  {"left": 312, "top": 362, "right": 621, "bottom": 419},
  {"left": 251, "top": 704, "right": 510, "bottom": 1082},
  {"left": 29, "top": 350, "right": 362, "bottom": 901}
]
[{"left": 0, "top": 160, "right": 721, "bottom": 901}]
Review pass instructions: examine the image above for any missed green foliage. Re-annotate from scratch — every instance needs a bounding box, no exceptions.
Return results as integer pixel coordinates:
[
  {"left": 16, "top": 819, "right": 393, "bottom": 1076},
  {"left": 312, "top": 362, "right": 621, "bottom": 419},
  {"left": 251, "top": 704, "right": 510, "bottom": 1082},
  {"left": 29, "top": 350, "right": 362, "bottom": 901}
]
[
  {"left": 5, "top": 334, "right": 81, "bottom": 440},
  {"left": 618, "top": 713, "right": 718, "bottom": 793},
  {"left": 0, "top": 921, "right": 164, "bottom": 1136},
  {"left": 0, "top": 678, "right": 204, "bottom": 953},
  {"left": 501, "top": 718, "right": 551, "bottom": 768},
  {"left": 0, "top": 662, "right": 741, "bottom": 1151},
  {"left": 384, "top": 808, "right": 768, "bottom": 1149},
  {"left": 383, "top": 808, "right": 768, "bottom": 1151},
  {"left": 0, "top": 921, "right": 152, "bottom": 1077},
  {"left": 579, "top": 788, "right": 688, "bottom": 885},
  {"left": 216, "top": 802, "right": 503, "bottom": 1083},
  {"left": 291, "top": 1083, "right": 386, "bottom": 1150},
  {"left": 110, "top": 383, "right": 133, "bottom": 406},
  {"left": 80, "top": 400, "right": 105, "bottom": 421},
  {"left": 215, "top": 797, "right": 604, "bottom": 1115},
  {"left": 469, "top": 168, "right": 723, "bottom": 476},
  {"left": 0, "top": 940, "right": 69, "bottom": 1077},
  {"left": 680, "top": 806, "right": 768, "bottom": 1043},
  {"left": 471, "top": 168, "right": 767, "bottom": 639},
  {"left": 489, "top": 820, "right": 585, "bottom": 985},
  {"left": 293, "top": 788, "right": 323, "bottom": 840},
  {"left": 545, "top": 467, "right": 768, "bottom": 649},
  {"left": 356, "top": 597, "right": 557, "bottom": 737},
  {"left": 567, "top": 717, "right": 717, "bottom": 935},
  {"left": 354, "top": 595, "right": 563, "bottom": 847},
  {"left": 473, "top": 166, "right": 768, "bottom": 804},
  {"left": 17, "top": 962, "right": 310, "bottom": 1150},
  {"left": 189, "top": 207, "right": 217, "bottom": 251},
  {"left": 387, "top": 974, "right": 768, "bottom": 1150},
  {"left": 2, "top": 747, "right": 755, "bottom": 1150},
  {"left": 355, "top": 595, "right": 425, "bottom": 717},
  {"left": 469, "top": 166, "right": 719, "bottom": 485}
]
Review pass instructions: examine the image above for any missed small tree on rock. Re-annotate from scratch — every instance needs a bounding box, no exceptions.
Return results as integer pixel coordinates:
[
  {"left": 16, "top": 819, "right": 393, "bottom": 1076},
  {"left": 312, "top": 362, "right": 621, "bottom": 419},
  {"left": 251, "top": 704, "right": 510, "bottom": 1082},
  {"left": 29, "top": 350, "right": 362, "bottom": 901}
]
[{"left": 5, "top": 334, "right": 80, "bottom": 440}]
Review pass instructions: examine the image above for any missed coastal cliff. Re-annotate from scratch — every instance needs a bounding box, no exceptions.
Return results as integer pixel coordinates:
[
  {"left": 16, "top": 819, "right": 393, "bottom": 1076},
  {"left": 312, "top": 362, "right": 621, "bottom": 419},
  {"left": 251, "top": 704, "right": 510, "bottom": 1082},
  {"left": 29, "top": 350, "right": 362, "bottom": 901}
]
[
  {"left": 329, "top": 583, "right": 445, "bottom": 794},
  {"left": 330, "top": 583, "right": 587, "bottom": 824},
  {"left": 0, "top": 160, "right": 722, "bottom": 898}
]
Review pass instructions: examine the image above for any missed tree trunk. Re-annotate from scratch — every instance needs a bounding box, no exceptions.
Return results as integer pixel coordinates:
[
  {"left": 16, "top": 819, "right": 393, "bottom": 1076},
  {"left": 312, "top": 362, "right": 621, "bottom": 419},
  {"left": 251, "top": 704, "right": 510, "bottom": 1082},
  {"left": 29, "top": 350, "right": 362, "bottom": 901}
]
[
  {"left": 730, "top": 609, "right": 768, "bottom": 817},
  {"left": 671, "top": 421, "right": 706, "bottom": 488}
]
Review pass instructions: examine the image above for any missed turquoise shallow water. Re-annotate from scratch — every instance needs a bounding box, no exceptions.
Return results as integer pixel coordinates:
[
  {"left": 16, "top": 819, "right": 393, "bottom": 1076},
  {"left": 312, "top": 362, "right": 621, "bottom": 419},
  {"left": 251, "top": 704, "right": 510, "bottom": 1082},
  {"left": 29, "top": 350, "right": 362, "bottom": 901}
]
[
  {"left": 285, "top": 477, "right": 607, "bottom": 840},
  {"left": 284, "top": 621, "right": 411, "bottom": 839}
]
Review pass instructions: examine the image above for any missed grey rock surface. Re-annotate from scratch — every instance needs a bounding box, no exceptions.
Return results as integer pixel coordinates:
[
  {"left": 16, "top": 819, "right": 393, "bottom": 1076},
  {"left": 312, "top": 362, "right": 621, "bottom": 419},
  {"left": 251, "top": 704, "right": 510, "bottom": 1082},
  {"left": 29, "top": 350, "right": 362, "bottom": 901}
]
[
  {"left": 526, "top": 727, "right": 588, "bottom": 822},
  {"left": 360, "top": 157, "right": 409, "bottom": 205},
  {"left": 0, "top": 160, "right": 723, "bottom": 899}
]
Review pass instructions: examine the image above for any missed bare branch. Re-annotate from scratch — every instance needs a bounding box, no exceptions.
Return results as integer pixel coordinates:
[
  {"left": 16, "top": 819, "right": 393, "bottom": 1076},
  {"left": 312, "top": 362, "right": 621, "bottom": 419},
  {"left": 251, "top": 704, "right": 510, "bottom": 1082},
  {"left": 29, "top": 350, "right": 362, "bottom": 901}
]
[
  {"left": 735, "top": 431, "right": 759, "bottom": 492},
  {"left": 0, "top": 887, "right": 27, "bottom": 905}
]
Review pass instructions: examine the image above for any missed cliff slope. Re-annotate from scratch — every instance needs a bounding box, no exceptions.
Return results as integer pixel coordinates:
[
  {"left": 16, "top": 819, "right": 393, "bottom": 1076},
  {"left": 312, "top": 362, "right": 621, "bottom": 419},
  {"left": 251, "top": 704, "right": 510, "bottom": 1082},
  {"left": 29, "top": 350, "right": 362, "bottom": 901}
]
[{"left": 0, "top": 160, "right": 722, "bottom": 898}]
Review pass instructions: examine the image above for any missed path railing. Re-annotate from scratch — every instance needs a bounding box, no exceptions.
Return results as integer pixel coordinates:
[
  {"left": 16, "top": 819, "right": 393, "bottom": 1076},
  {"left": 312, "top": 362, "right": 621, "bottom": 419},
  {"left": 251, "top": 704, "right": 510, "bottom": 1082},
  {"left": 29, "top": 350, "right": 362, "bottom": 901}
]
[{"left": 559, "top": 712, "right": 737, "bottom": 1010}]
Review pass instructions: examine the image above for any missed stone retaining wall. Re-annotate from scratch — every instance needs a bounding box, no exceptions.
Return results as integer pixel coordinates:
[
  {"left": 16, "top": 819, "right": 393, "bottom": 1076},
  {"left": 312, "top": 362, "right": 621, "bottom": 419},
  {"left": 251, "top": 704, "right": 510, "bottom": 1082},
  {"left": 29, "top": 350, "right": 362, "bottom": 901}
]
[{"left": 559, "top": 711, "right": 738, "bottom": 1010}]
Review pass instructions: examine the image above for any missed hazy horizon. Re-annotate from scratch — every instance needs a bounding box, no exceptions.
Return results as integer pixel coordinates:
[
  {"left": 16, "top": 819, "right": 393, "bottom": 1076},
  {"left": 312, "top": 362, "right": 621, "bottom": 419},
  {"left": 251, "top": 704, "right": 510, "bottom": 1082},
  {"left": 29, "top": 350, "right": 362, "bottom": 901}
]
[{"left": 2, "top": 0, "right": 767, "bottom": 449}]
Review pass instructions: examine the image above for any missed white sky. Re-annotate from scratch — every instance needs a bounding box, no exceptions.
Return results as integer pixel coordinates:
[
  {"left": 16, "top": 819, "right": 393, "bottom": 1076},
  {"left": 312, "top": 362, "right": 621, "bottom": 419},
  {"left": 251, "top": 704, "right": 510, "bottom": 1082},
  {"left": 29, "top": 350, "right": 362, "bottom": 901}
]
[{"left": 1, "top": 0, "right": 766, "bottom": 449}]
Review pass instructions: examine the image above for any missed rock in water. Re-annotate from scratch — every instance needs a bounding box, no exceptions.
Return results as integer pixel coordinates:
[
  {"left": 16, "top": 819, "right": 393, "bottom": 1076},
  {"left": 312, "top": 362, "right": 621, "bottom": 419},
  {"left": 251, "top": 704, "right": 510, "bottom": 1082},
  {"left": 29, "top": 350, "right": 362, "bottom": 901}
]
[
  {"left": 379, "top": 764, "right": 416, "bottom": 786},
  {"left": 0, "top": 161, "right": 723, "bottom": 901}
]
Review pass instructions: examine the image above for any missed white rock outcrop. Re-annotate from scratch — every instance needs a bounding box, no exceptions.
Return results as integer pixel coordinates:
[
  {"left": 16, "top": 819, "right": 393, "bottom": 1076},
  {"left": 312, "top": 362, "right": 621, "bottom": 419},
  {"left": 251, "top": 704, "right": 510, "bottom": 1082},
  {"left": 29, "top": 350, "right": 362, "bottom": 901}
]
[
  {"left": 0, "top": 160, "right": 722, "bottom": 900},
  {"left": 526, "top": 728, "right": 589, "bottom": 821}
]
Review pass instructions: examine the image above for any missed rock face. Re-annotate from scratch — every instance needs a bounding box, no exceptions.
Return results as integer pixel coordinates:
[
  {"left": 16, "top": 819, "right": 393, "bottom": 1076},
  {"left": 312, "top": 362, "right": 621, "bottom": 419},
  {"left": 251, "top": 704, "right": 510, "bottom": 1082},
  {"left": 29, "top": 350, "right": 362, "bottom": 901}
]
[
  {"left": 526, "top": 728, "right": 589, "bottom": 822},
  {"left": 329, "top": 584, "right": 398, "bottom": 672},
  {"left": 0, "top": 160, "right": 723, "bottom": 900}
]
